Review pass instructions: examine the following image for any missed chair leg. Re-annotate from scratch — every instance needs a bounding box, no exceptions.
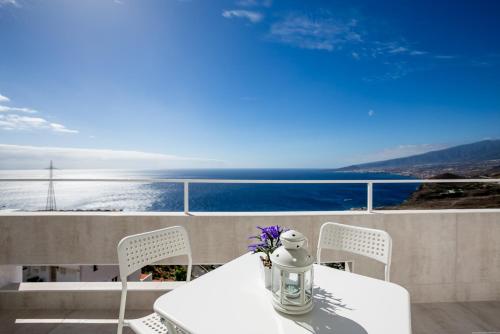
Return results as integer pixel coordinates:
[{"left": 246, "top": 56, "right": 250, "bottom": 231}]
[{"left": 117, "top": 282, "right": 127, "bottom": 334}]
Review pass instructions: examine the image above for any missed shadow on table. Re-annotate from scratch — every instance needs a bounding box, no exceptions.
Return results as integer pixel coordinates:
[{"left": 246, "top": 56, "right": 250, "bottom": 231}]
[{"left": 280, "top": 287, "right": 368, "bottom": 334}]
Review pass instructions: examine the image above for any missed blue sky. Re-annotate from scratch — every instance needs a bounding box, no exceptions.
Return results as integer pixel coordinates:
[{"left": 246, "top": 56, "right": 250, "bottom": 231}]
[{"left": 0, "top": 0, "right": 499, "bottom": 168}]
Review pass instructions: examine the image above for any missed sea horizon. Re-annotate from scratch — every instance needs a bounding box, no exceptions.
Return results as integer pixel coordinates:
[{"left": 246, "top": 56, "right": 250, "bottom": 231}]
[{"left": 0, "top": 168, "right": 418, "bottom": 212}]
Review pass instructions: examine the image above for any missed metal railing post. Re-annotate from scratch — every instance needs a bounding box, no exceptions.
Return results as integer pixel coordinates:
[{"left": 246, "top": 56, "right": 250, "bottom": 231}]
[
  {"left": 184, "top": 181, "right": 189, "bottom": 214},
  {"left": 367, "top": 182, "right": 373, "bottom": 213}
]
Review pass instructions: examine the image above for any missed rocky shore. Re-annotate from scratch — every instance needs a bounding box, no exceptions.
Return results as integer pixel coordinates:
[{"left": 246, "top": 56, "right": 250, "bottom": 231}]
[{"left": 385, "top": 167, "right": 500, "bottom": 210}]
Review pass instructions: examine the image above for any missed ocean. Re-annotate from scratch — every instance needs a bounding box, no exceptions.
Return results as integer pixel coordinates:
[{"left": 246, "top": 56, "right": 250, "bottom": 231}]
[{"left": 0, "top": 169, "right": 418, "bottom": 212}]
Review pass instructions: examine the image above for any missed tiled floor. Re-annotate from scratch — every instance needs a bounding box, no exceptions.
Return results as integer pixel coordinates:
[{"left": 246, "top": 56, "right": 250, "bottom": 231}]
[
  {"left": 1, "top": 302, "right": 499, "bottom": 334},
  {"left": 411, "top": 302, "right": 500, "bottom": 334}
]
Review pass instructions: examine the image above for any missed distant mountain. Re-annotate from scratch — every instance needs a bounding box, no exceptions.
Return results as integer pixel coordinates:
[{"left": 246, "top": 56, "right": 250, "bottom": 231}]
[{"left": 337, "top": 140, "right": 500, "bottom": 175}]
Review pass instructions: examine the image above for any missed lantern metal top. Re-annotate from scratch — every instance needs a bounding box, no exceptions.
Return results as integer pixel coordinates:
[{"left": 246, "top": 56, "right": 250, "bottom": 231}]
[
  {"left": 281, "top": 230, "right": 306, "bottom": 249},
  {"left": 270, "top": 230, "right": 314, "bottom": 269}
]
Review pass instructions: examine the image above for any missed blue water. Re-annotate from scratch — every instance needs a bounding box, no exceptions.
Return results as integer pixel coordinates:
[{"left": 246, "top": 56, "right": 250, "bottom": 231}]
[
  {"left": 144, "top": 169, "right": 417, "bottom": 212},
  {"left": 0, "top": 169, "right": 418, "bottom": 212}
]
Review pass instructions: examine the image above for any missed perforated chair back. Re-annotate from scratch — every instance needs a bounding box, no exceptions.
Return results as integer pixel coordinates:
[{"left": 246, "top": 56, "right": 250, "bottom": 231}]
[
  {"left": 317, "top": 222, "right": 392, "bottom": 281},
  {"left": 117, "top": 226, "right": 192, "bottom": 281},
  {"left": 116, "top": 226, "right": 192, "bottom": 334}
]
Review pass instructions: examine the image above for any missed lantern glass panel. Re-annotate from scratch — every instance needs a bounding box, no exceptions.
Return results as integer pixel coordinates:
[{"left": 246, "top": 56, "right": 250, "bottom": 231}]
[
  {"left": 283, "top": 272, "right": 303, "bottom": 305},
  {"left": 305, "top": 269, "right": 313, "bottom": 302}
]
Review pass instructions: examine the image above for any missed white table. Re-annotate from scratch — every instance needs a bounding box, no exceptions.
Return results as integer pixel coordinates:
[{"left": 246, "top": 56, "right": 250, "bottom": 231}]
[{"left": 154, "top": 253, "right": 411, "bottom": 334}]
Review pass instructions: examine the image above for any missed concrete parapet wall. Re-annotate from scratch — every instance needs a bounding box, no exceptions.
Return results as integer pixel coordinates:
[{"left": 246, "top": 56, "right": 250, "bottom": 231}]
[{"left": 1, "top": 210, "right": 499, "bottom": 305}]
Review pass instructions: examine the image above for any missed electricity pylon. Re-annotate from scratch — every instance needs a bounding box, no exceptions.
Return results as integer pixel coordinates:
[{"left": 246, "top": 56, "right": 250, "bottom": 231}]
[{"left": 45, "top": 160, "right": 57, "bottom": 211}]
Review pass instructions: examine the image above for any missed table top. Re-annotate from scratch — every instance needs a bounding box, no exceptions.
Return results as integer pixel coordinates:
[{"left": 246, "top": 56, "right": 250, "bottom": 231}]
[{"left": 154, "top": 253, "right": 411, "bottom": 334}]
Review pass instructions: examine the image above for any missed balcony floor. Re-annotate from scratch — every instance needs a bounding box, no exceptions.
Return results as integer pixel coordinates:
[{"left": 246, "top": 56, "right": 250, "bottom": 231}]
[
  {"left": 412, "top": 301, "right": 500, "bottom": 334},
  {"left": 0, "top": 309, "right": 148, "bottom": 334},
  {"left": 1, "top": 302, "right": 499, "bottom": 334}
]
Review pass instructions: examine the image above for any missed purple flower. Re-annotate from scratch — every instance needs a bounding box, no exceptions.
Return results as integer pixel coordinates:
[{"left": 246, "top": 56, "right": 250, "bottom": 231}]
[
  {"left": 248, "top": 242, "right": 265, "bottom": 252},
  {"left": 257, "top": 225, "right": 283, "bottom": 241},
  {"left": 248, "top": 225, "right": 286, "bottom": 261}
]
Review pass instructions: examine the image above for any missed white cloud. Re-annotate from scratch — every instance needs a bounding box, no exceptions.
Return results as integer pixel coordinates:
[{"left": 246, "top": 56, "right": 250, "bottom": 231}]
[
  {"left": 49, "top": 122, "right": 78, "bottom": 134},
  {"left": 0, "top": 93, "right": 37, "bottom": 113},
  {"left": 0, "top": 114, "right": 78, "bottom": 134},
  {"left": 388, "top": 46, "right": 408, "bottom": 54},
  {"left": 0, "top": 94, "right": 10, "bottom": 103},
  {"left": 368, "top": 109, "right": 375, "bottom": 116},
  {"left": 262, "top": 9, "right": 462, "bottom": 84},
  {"left": 409, "top": 50, "right": 428, "bottom": 56},
  {"left": 434, "top": 55, "right": 458, "bottom": 60},
  {"left": 0, "top": 0, "right": 19, "bottom": 7},
  {"left": 0, "top": 115, "right": 45, "bottom": 130},
  {"left": 0, "top": 144, "right": 225, "bottom": 169},
  {"left": 270, "top": 14, "right": 361, "bottom": 51},
  {"left": 222, "top": 9, "right": 263, "bottom": 23},
  {"left": 0, "top": 96, "right": 77, "bottom": 133},
  {"left": 0, "top": 105, "right": 37, "bottom": 113},
  {"left": 371, "top": 41, "right": 428, "bottom": 58}
]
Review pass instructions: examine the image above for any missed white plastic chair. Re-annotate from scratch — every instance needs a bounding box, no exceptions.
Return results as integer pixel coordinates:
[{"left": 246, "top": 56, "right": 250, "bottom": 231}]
[
  {"left": 317, "top": 222, "right": 392, "bottom": 281},
  {"left": 117, "top": 226, "right": 192, "bottom": 334},
  {"left": 160, "top": 314, "right": 194, "bottom": 334}
]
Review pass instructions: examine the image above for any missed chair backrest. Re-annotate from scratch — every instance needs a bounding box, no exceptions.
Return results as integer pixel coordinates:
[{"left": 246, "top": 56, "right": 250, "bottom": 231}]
[
  {"left": 117, "top": 225, "right": 192, "bottom": 281},
  {"left": 317, "top": 222, "right": 392, "bottom": 281},
  {"left": 117, "top": 226, "right": 192, "bottom": 334}
]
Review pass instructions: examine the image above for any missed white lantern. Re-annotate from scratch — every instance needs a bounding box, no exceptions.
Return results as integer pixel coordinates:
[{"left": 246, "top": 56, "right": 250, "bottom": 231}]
[{"left": 270, "top": 230, "right": 314, "bottom": 314}]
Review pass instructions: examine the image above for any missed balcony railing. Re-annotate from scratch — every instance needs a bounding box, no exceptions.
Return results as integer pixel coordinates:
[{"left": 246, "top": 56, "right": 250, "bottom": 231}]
[{"left": 1, "top": 177, "right": 499, "bottom": 213}]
